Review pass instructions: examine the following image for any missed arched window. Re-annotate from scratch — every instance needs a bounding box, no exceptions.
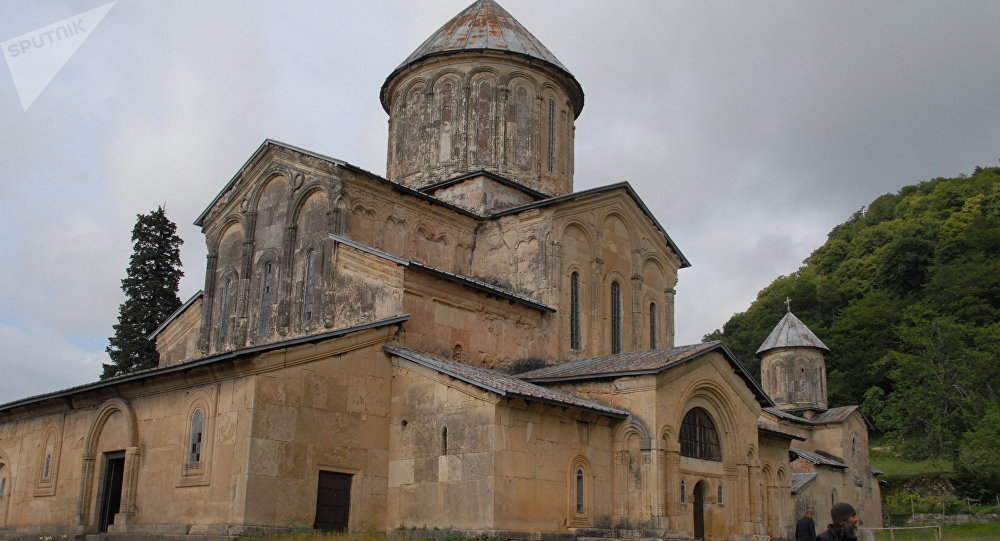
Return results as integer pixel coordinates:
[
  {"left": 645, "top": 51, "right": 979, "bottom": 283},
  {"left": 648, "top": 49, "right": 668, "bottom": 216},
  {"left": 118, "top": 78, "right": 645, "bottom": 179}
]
[
  {"left": 570, "top": 272, "right": 581, "bottom": 350},
  {"left": 717, "top": 482, "right": 724, "bottom": 505},
  {"left": 575, "top": 467, "right": 585, "bottom": 514},
  {"left": 611, "top": 281, "right": 622, "bottom": 354},
  {"left": 680, "top": 479, "right": 687, "bottom": 504},
  {"left": 0, "top": 464, "right": 7, "bottom": 497},
  {"left": 476, "top": 82, "right": 493, "bottom": 160},
  {"left": 189, "top": 409, "right": 204, "bottom": 466},
  {"left": 649, "top": 302, "right": 658, "bottom": 349},
  {"left": 547, "top": 98, "right": 556, "bottom": 172},
  {"left": 680, "top": 408, "right": 722, "bottom": 461},
  {"left": 218, "top": 277, "right": 235, "bottom": 344},
  {"left": 42, "top": 454, "right": 51, "bottom": 479},
  {"left": 514, "top": 86, "right": 531, "bottom": 170},
  {"left": 258, "top": 261, "right": 275, "bottom": 335},
  {"left": 302, "top": 250, "right": 317, "bottom": 322}
]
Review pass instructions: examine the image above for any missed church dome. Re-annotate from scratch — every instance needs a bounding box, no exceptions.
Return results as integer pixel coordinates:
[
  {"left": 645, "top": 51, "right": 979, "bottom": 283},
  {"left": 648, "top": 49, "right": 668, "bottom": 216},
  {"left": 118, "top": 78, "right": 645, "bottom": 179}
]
[{"left": 381, "top": 0, "right": 583, "bottom": 115}]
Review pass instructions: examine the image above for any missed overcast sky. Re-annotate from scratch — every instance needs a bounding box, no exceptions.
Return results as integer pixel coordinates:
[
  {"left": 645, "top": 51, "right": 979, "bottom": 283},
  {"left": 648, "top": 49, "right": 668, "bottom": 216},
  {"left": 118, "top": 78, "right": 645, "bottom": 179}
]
[{"left": 1, "top": 0, "right": 997, "bottom": 402}]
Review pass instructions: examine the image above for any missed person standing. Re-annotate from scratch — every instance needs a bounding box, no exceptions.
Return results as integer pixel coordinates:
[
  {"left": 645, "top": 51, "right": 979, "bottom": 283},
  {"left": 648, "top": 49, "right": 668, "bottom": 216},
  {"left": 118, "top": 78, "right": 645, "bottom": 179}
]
[
  {"left": 818, "top": 502, "right": 860, "bottom": 541},
  {"left": 795, "top": 508, "right": 817, "bottom": 541}
]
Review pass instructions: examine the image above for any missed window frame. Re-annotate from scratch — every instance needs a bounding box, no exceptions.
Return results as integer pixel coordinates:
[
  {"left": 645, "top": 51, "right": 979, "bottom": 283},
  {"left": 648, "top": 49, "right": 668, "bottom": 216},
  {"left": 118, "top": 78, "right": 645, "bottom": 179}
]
[{"left": 679, "top": 407, "right": 723, "bottom": 462}]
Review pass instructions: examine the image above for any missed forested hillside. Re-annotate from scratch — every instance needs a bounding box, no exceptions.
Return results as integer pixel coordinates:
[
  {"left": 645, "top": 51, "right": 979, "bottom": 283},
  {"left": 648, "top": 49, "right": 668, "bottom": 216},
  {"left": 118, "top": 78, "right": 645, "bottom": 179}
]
[{"left": 706, "top": 166, "right": 999, "bottom": 468}]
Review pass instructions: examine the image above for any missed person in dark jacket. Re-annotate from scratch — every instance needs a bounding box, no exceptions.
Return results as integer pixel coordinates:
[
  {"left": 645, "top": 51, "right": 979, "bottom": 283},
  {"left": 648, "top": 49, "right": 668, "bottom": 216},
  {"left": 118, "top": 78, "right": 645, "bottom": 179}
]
[
  {"left": 818, "top": 502, "right": 860, "bottom": 541},
  {"left": 795, "top": 508, "right": 817, "bottom": 541}
]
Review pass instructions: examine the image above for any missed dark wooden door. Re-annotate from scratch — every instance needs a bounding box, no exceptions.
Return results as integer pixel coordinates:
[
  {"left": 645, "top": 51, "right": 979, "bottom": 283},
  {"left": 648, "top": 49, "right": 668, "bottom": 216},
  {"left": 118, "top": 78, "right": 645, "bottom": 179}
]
[
  {"left": 693, "top": 481, "right": 705, "bottom": 540},
  {"left": 314, "top": 471, "right": 352, "bottom": 532},
  {"left": 98, "top": 452, "right": 125, "bottom": 533}
]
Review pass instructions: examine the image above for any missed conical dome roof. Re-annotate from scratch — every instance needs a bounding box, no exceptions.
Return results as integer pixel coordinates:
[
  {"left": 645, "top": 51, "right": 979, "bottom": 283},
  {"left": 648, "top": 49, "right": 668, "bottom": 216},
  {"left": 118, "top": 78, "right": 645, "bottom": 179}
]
[
  {"left": 382, "top": 0, "right": 582, "bottom": 112},
  {"left": 756, "top": 312, "right": 830, "bottom": 356}
]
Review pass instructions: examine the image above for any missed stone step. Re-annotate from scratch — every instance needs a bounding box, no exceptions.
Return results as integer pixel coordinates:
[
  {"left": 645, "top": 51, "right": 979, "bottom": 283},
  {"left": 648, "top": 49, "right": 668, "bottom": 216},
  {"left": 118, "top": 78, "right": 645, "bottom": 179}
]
[{"left": 574, "top": 528, "right": 693, "bottom": 540}]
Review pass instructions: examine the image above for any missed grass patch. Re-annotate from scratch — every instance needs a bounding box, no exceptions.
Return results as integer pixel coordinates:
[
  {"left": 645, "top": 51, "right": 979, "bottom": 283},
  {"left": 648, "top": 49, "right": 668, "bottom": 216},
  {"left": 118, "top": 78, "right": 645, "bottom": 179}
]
[
  {"left": 867, "top": 522, "right": 1000, "bottom": 541},
  {"left": 870, "top": 447, "right": 953, "bottom": 477}
]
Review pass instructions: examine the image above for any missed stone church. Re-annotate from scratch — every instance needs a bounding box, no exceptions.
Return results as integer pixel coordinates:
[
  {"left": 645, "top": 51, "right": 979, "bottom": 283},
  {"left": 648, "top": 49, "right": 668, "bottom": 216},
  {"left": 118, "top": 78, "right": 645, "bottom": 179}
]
[{"left": 0, "top": 1, "right": 880, "bottom": 540}]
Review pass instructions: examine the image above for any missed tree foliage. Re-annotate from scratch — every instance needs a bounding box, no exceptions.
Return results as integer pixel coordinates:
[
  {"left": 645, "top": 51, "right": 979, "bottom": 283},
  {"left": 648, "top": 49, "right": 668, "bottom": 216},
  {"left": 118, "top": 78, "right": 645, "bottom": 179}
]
[
  {"left": 706, "top": 166, "right": 1000, "bottom": 464},
  {"left": 104, "top": 207, "right": 184, "bottom": 379}
]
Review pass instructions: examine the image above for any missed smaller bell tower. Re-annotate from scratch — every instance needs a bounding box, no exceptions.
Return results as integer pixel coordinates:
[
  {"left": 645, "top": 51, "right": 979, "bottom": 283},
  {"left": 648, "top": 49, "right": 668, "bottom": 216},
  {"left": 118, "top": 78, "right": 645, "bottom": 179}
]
[{"left": 757, "top": 301, "right": 830, "bottom": 413}]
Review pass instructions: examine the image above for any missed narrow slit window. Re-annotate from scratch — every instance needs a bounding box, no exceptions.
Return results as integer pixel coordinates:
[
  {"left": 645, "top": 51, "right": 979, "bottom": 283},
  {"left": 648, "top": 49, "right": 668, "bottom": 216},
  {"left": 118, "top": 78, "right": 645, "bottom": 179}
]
[
  {"left": 718, "top": 483, "right": 724, "bottom": 505},
  {"left": 43, "top": 453, "right": 51, "bottom": 479},
  {"left": 611, "top": 281, "right": 622, "bottom": 354},
  {"left": 258, "top": 262, "right": 274, "bottom": 335},
  {"left": 570, "top": 272, "right": 581, "bottom": 350},
  {"left": 547, "top": 98, "right": 556, "bottom": 172},
  {"left": 441, "top": 427, "right": 448, "bottom": 455},
  {"left": 575, "top": 467, "right": 585, "bottom": 514},
  {"left": 218, "top": 278, "right": 235, "bottom": 344},
  {"left": 302, "top": 250, "right": 317, "bottom": 322},
  {"left": 649, "top": 302, "right": 657, "bottom": 349},
  {"left": 189, "top": 409, "right": 204, "bottom": 466},
  {"left": 680, "top": 479, "right": 687, "bottom": 504}
]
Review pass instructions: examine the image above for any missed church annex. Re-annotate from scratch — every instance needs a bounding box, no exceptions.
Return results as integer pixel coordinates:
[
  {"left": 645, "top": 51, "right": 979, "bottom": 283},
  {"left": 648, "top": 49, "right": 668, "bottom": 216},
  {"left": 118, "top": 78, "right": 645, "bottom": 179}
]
[{"left": 0, "top": 2, "right": 880, "bottom": 540}]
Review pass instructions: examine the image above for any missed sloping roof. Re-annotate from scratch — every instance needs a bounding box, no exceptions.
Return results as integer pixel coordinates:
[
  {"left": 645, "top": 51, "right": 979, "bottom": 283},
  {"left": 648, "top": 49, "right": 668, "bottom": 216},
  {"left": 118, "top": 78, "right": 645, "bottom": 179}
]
[
  {"left": 809, "top": 405, "right": 858, "bottom": 424},
  {"left": 758, "top": 421, "right": 807, "bottom": 441},
  {"left": 756, "top": 311, "right": 829, "bottom": 356},
  {"left": 383, "top": 0, "right": 582, "bottom": 115},
  {"left": 493, "top": 182, "right": 691, "bottom": 268},
  {"left": 518, "top": 342, "right": 773, "bottom": 407},
  {"left": 790, "top": 448, "right": 847, "bottom": 469},
  {"left": 791, "top": 472, "right": 818, "bottom": 494},
  {"left": 383, "top": 344, "right": 628, "bottom": 418},
  {"left": 763, "top": 406, "right": 811, "bottom": 424},
  {"left": 329, "top": 234, "right": 554, "bottom": 313},
  {"left": 0, "top": 315, "right": 410, "bottom": 414},
  {"left": 148, "top": 290, "right": 203, "bottom": 340}
]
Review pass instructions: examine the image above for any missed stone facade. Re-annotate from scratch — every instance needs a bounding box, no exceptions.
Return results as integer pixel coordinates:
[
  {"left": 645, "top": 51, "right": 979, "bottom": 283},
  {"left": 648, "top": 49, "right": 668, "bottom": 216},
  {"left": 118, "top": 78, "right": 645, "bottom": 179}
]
[{"left": 0, "top": 2, "right": 879, "bottom": 540}]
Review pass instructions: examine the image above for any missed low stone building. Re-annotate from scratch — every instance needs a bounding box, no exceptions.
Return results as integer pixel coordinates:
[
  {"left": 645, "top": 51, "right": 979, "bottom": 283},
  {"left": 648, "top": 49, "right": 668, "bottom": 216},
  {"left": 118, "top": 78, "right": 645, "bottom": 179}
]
[{"left": 0, "top": 1, "right": 879, "bottom": 540}]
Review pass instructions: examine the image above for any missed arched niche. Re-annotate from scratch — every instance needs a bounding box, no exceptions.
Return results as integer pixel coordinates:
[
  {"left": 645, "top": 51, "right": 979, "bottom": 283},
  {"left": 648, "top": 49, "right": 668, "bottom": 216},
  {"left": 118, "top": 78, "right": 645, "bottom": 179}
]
[{"left": 76, "top": 398, "right": 140, "bottom": 531}]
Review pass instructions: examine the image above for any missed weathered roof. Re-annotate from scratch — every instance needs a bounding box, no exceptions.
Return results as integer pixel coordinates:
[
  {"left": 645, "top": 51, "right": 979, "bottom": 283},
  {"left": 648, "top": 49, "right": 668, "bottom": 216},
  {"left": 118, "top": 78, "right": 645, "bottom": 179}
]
[
  {"left": 383, "top": 344, "right": 628, "bottom": 418},
  {"left": 809, "top": 405, "right": 860, "bottom": 424},
  {"left": 756, "top": 311, "right": 829, "bottom": 356},
  {"left": 0, "top": 315, "right": 410, "bottom": 414},
  {"left": 329, "top": 234, "right": 554, "bottom": 313},
  {"left": 790, "top": 448, "right": 847, "bottom": 469},
  {"left": 758, "top": 421, "right": 807, "bottom": 441},
  {"left": 791, "top": 472, "right": 818, "bottom": 494},
  {"left": 763, "top": 406, "right": 810, "bottom": 424},
  {"left": 148, "top": 290, "right": 203, "bottom": 340},
  {"left": 518, "top": 342, "right": 774, "bottom": 407}
]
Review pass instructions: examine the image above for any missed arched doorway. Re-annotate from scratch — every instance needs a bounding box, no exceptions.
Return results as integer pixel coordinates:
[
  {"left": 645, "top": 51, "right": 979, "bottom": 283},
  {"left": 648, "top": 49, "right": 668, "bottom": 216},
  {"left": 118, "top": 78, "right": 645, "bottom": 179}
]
[{"left": 693, "top": 481, "right": 706, "bottom": 540}]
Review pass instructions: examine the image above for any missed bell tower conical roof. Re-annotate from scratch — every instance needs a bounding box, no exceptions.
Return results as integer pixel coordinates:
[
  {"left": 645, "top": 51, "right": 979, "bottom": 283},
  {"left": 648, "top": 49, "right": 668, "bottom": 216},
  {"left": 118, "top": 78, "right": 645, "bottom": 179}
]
[
  {"left": 381, "top": 0, "right": 583, "bottom": 115},
  {"left": 756, "top": 311, "right": 829, "bottom": 356}
]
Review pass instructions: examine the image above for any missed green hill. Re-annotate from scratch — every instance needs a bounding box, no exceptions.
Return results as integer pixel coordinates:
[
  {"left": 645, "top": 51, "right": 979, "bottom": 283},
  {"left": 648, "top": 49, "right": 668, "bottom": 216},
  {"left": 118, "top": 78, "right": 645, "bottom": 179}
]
[{"left": 706, "top": 166, "right": 1000, "bottom": 471}]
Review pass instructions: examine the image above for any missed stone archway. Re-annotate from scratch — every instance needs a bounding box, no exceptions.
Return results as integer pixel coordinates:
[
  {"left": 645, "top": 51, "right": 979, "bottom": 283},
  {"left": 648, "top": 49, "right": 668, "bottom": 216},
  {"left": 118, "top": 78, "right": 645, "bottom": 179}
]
[
  {"left": 693, "top": 480, "right": 707, "bottom": 540},
  {"left": 76, "top": 398, "right": 140, "bottom": 534}
]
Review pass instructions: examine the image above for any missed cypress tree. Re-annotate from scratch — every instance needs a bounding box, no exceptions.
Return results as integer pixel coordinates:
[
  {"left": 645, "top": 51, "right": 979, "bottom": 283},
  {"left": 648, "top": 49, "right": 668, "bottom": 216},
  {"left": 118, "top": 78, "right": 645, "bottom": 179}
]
[{"left": 103, "top": 207, "right": 184, "bottom": 379}]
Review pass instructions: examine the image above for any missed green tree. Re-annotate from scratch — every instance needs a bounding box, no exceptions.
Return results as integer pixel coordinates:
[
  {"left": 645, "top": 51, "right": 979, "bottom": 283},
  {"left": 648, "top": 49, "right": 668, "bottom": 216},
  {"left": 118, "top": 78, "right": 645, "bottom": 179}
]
[
  {"left": 872, "top": 307, "right": 998, "bottom": 466},
  {"left": 103, "top": 207, "right": 184, "bottom": 379}
]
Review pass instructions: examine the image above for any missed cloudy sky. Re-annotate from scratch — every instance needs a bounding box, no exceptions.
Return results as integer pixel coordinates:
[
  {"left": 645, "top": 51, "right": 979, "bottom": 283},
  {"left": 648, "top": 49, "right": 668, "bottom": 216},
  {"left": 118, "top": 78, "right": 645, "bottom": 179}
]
[{"left": 1, "top": 0, "right": 997, "bottom": 401}]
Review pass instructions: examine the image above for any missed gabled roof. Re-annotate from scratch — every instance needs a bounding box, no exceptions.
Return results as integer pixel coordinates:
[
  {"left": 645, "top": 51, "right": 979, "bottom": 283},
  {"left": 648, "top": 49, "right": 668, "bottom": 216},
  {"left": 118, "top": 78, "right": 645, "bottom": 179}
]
[
  {"left": 383, "top": 344, "right": 628, "bottom": 418},
  {"left": 756, "top": 311, "right": 829, "bottom": 356},
  {"left": 148, "top": 290, "right": 203, "bottom": 340},
  {"left": 764, "top": 405, "right": 874, "bottom": 430},
  {"left": 194, "top": 139, "right": 481, "bottom": 227},
  {"left": 518, "top": 341, "right": 773, "bottom": 407},
  {"left": 0, "top": 315, "right": 410, "bottom": 414},
  {"left": 493, "top": 182, "right": 691, "bottom": 268},
  {"left": 419, "top": 169, "right": 549, "bottom": 201},
  {"left": 383, "top": 0, "right": 582, "bottom": 115},
  {"left": 791, "top": 472, "right": 818, "bottom": 494},
  {"left": 758, "top": 421, "right": 807, "bottom": 441},
  {"left": 790, "top": 448, "right": 847, "bottom": 469},
  {"left": 329, "top": 234, "right": 554, "bottom": 313}
]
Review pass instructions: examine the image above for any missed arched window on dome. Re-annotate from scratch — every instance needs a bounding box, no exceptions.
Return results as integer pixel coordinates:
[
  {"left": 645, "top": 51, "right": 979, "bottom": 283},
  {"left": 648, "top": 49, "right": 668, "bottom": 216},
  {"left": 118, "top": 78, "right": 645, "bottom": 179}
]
[
  {"left": 610, "top": 281, "right": 622, "bottom": 354},
  {"left": 547, "top": 98, "right": 556, "bottom": 173},
  {"left": 570, "top": 272, "right": 581, "bottom": 350},
  {"left": 680, "top": 407, "right": 722, "bottom": 461},
  {"left": 649, "top": 302, "right": 658, "bottom": 350}
]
